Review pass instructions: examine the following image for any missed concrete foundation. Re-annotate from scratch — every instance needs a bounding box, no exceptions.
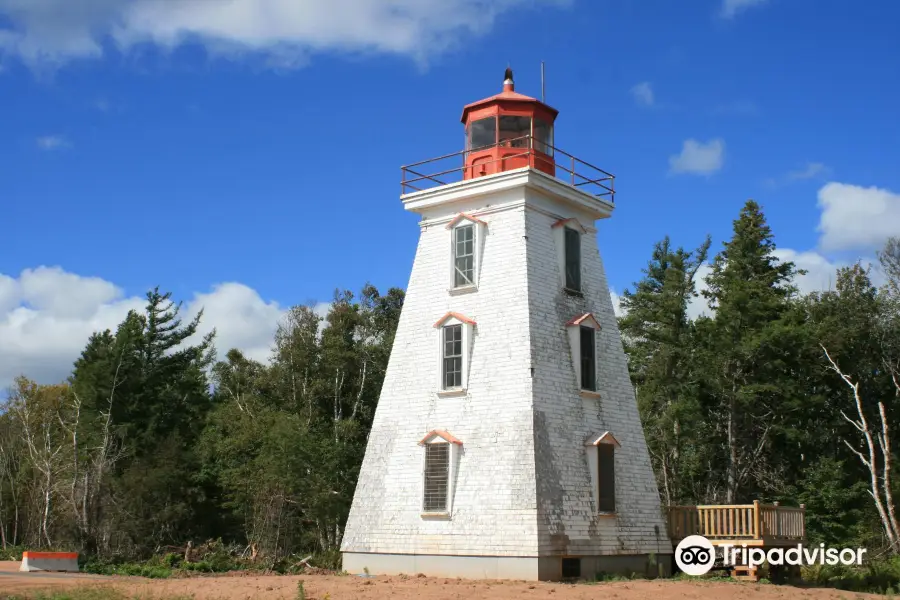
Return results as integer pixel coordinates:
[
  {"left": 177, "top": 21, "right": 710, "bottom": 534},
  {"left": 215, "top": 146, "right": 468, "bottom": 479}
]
[{"left": 342, "top": 552, "right": 672, "bottom": 581}]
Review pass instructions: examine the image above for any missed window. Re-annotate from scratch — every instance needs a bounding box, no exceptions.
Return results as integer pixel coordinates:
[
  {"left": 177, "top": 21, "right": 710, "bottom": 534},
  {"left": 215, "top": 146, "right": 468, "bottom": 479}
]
[
  {"left": 585, "top": 432, "right": 620, "bottom": 514},
  {"left": 467, "top": 117, "right": 497, "bottom": 150},
  {"left": 580, "top": 326, "right": 596, "bottom": 391},
  {"left": 453, "top": 225, "right": 475, "bottom": 287},
  {"left": 447, "top": 213, "right": 486, "bottom": 292},
  {"left": 564, "top": 227, "right": 582, "bottom": 292},
  {"left": 434, "top": 312, "right": 475, "bottom": 394},
  {"left": 566, "top": 313, "right": 601, "bottom": 395},
  {"left": 553, "top": 218, "right": 586, "bottom": 292},
  {"left": 561, "top": 558, "right": 581, "bottom": 579},
  {"left": 419, "top": 430, "right": 462, "bottom": 516},
  {"left": 597, "top": 443, "right": 616, "bottom": 513},
  {"left": 442, "top": 324, "right": 463, "bottom": 389},
  {"left": 499, "top": 115, "right": 531, "bottom": 148},
  {"left": 423, "top": 443, "right": 450, "bottom": 512},
  {"left": 533, "top": 118, "right": 554, "bottom": 155}
]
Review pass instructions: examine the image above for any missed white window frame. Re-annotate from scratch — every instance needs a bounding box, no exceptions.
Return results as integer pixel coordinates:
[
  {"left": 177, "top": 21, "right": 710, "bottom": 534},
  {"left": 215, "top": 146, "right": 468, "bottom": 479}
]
[
  {"left": 447, "top": 213, "right": 487, "bottom": 294},
  {"left": 552, "top": 218, "right": 586, "bottom": 294},
  {"left": 584, "top": 431, "right": 620, "bottom": 515},
  {"left": 434, "top": 312, "right": 476, "bottom": 396},
  {"left": 419, "top": 430, "right": 463, "bottom": 517},
  {"left": 566, "top": 313, "right": 601, "bottom": 397}
]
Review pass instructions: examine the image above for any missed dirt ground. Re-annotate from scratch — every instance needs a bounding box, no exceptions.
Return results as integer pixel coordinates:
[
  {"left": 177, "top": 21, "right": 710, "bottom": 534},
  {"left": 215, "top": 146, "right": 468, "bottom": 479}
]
[
  {"left": 0, "top": 560, "right": 137, "bottom": 595},
  {"left": 0, "top": 562, "right": 884, "bottom": 600}
]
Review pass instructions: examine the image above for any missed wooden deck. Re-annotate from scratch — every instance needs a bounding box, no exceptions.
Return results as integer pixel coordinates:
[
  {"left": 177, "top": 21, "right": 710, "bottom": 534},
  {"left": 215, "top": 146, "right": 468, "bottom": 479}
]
[{"left": 668, "top": 501, "right": 805, "bottom": 548}]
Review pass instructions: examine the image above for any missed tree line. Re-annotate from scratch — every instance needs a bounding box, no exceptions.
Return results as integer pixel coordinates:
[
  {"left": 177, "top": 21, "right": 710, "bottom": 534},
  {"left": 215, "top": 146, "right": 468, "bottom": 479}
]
[
  {"left": 621, "top": 200, "right": 900, "bottom": 551},
  {"left": 0, "top": 199, "right": 897, "bottom": 561},
  {"left": 0, "top": 284, "right": 403, "bottom": 562}
]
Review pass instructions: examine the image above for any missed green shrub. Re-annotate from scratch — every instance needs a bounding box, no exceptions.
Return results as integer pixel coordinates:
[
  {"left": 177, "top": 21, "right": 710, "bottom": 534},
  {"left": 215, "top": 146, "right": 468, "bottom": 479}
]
[
  {"left": 162, "top": 552, "right": 183, "bottom": 568},
  {"left": 312, "top": 550, "right": 342, "bottom": 571},
  {"left": 0, "top": 545, "right": 26, "bottom": 561},
  {"left": 82, "top": 558, "right": 172, "bottom": 579},
  {"left": 802, "top": 556, "right": 900, "bottom": 594}
]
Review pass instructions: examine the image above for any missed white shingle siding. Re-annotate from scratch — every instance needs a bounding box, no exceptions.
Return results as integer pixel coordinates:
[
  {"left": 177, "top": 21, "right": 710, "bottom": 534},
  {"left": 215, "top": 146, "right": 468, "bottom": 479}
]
[{"left": 341, "top": 170, "right": 671, "bottom": 561}]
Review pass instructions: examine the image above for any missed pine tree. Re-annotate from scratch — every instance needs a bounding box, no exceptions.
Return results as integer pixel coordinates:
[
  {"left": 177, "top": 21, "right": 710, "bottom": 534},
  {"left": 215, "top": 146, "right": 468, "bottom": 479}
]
[
  {"left": 69, "top": 287, "right": 217, "bottom": 552},
  {"left": 698, "top": 200, "right": 802, "bottom": 502},
  {"left": 620, "top": 235, "right": 710, "bottom": 504}
]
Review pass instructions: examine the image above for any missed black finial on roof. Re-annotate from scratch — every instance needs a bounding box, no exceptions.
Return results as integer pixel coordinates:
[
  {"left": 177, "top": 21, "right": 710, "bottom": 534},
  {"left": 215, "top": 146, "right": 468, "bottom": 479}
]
[{"left": 504, "top": 67, "right": 513, "bottom": 82}]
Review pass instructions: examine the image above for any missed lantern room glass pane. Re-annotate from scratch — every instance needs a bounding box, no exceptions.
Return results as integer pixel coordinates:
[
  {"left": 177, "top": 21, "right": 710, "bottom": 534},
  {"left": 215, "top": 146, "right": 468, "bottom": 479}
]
[
  {"left": 467, "top": 117, "right": 496, "bottom": 150},
  {"left": 499, "top": 115, "right": 531, "bottom": 148},
  {"left": 534, "top": 118, "right": 554, "bottom": 155}
]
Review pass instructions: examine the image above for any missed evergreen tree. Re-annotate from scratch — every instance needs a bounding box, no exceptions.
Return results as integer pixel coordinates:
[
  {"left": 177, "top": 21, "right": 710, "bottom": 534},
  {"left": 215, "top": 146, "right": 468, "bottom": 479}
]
[
  {"left": 69, "top": 288, "right": 217, "bottom": 552},
  {"left": 619, "top": 235, "right": 710, "bottom": 504},
  {"left": 697, "top": 200, "right": 802, "bottom": 502}
]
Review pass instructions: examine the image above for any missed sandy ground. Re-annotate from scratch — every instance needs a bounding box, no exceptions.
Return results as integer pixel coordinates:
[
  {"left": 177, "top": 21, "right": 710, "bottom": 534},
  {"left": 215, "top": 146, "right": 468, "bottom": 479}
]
[
  {"left": 0, "top": 562, "right": 884, "bottom": 599},
  {"left": 0, "top": 560, "right": 138, "bottom": 595}
]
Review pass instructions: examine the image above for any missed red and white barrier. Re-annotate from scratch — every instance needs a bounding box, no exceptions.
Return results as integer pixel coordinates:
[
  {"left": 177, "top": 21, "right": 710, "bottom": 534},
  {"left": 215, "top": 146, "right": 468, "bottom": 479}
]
[{"left": 19, "top": 551, "right": 80, "bottom": 573}]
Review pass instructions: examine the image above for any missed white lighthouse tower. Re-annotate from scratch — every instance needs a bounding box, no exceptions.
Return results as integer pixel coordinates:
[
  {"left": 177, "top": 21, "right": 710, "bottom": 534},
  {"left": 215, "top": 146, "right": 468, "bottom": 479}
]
[{"left": 341, "top": 69, "right": 671, "bottom": 581}]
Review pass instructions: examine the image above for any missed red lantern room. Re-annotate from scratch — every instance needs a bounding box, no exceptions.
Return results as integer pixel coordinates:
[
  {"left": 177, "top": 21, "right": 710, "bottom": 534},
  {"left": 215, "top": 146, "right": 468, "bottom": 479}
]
[
  {"left": 461, "top": 68, "right": 558, "bottom": 180},
  {"left": 400, "top": 68, "right": 614, "bottom": 203}
]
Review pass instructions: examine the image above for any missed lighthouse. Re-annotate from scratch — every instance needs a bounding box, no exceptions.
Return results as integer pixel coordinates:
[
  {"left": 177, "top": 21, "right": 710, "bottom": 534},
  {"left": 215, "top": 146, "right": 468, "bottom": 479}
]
[{"left": 341, "top": 69, "right": 671, "bottom": 581}]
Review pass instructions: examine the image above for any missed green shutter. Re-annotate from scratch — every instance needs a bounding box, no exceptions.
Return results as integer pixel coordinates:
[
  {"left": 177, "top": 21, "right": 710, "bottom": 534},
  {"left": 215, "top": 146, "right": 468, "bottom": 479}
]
[
  {"left": 580, "top": 326, "right": 596, "bottom": 391},
  {"left": 564, "top": 228, "right": 581, "bottom": 291},
  {"left": 598, "top": 444, "right": 615, "bottom": 513}
]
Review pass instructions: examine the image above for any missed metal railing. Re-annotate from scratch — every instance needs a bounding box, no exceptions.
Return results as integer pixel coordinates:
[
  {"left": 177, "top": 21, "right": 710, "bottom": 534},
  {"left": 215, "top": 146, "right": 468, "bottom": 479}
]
[{"left": 400, "top": 134, "right": 615, "bottom": 202}]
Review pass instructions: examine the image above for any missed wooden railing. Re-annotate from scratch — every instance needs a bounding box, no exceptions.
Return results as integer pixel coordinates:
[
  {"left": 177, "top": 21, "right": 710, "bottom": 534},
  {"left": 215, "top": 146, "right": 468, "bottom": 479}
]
[
  {"left": 759, "top": 503, "right": 805, "bottom": 541},
  {"left": 668, "top": 501, "right": 805, "bottom": 543}
]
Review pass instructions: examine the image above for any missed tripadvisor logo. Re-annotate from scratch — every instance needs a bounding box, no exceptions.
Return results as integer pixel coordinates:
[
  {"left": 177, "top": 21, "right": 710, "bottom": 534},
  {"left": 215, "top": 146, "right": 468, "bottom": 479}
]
[
  {"left": 675, "top": 535, "right": 868, "bottom": 576},
  {"left": 675, "top": 535, "right": 715, "bottom": 576}
]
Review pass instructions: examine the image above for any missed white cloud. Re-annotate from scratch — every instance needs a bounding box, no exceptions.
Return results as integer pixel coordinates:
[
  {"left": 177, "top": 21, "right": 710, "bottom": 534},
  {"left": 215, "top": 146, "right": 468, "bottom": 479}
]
[
  {"left": 669, "top": 138, "right": 725, "bottom": 176},
  {"left": 183, "top": 283, "right": 286, "bottom": 364},
  {"left": 774, "top": 249, "right": 840, "bottom": 293},
  {"left": 609, "top": 290, "right": 624, "bottom": 318},
  {"left": 630, "top": 81, "right": 654, "bottom": 107},
  {"left": 36, "top": 135, "right": 70, "bottom": 150},
  {"left": 0, "top": 0, "right": 568, "bottom": 69},
  {"left": 0, "top": 266, "right": 295, "bottom": 390},
  {"left": 817, "top": 182, "right": 900, "bottom": 252},
  {"left": 686, "top": 263, "right": 714, "bottom": 320},
  {"left": 787, "top": 162, "right": 829, "bottom": 182},
  {"left": 720, "top": 0, "right": 768, "bottom": 19},
  {"left": 764, "top": 161, "right": 831, "bottom": 188},
  {"left": 0, "top": 267, "right": 144, "bottom": 389}
]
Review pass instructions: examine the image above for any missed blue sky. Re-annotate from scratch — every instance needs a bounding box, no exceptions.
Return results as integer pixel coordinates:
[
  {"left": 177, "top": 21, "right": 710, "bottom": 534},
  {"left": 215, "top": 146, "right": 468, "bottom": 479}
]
[{"left": 2, "top": 0, "right": 899, "bottom": 387}]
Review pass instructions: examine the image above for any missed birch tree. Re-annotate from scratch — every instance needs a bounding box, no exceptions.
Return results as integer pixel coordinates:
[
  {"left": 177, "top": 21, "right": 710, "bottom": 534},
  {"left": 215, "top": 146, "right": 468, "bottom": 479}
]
[{"left": 9, "top": 379, "right": 69, "bottom": 547}]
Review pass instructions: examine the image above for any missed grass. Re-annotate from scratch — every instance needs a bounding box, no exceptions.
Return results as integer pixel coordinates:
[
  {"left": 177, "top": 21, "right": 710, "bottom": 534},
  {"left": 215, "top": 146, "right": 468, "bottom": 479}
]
[
  {"left": 81, "top": 546, "right": 341, "bottom": 580},
  {"left": 801, "top": 558, "right": 900, "bottom": 595},
  {"left": 2, "top": 587, "right": 194, "bottom": 600},
  {"left": 3, "top": 540, "right": 338, "bottom": 581}
]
